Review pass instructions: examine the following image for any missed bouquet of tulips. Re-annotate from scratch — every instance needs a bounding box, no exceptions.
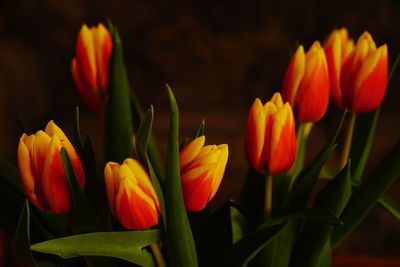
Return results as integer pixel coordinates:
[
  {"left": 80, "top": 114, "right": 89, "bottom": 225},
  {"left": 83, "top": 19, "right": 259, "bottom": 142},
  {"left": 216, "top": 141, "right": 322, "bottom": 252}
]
[{"left": 0, "top": 21, "right": 399, "bottom": 267}]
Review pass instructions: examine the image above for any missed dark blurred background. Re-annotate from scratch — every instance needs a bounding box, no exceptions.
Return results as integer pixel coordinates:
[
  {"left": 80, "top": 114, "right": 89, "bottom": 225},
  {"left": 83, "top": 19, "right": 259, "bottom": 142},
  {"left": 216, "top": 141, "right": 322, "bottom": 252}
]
[{"left": 0, "top": 0, "right": 399, "bottom": 259}]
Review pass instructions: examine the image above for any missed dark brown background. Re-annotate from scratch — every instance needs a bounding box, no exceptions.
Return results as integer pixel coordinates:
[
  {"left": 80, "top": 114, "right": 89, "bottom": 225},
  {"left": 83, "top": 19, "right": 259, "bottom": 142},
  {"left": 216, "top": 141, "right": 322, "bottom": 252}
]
[{"left": 1, "top": 0, "right": 399, "bottom": 258}]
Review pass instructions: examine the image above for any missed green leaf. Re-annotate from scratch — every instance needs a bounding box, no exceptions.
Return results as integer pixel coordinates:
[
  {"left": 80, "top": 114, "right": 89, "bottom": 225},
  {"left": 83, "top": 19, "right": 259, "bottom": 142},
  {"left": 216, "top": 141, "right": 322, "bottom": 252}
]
[
  {"left": 210, "top": 218, "right": 288, "bottom": 266},
  {"left": 135, "top": 107, "right": 155, "bottom": 165},
  {"left": 332, "top": 137, "right": 400, "bottom": 247},
  {"left": 378, "top": 195, "right": 400, "bottom": 220},
  {"left": 289, "top": 122, "right": 310, "bottom": 189},
  {"left": 165, "top": 85, "right": 198, "bottom": 267},
  {"left": 12, "top": 199, "right": 38, "bottom": 266},
  {"left": 239, "top": 168, "right": 265, "bottom": 224},
  {"left": 284, "top": 208, "right": 342, "bottom": 225},
  {"left": 280, "top": 111, "right": 347, "bottom": 214},
  {"left": 350, "top": 109, "right": 380, "bottom": 183},
  {"left": 231, "top": 205, "right": 250, "bottom": 244},
  {"left": 60, "top": 148, "right": 106, "bottom": 233},
  {"left": 104, "top": 23, "right": 133, "bottom": 163},
  {"left": 31, "top": 230, "right": 159, "bottom": 266},
  {"left": 81, "top": 136, "right": 111, "bottom": 229},
  {"left": 73, "top": 106, "right": 83, "bottom": 152},
  {"left": 292, "top": 162, "right": 351, "bottom": 267}
]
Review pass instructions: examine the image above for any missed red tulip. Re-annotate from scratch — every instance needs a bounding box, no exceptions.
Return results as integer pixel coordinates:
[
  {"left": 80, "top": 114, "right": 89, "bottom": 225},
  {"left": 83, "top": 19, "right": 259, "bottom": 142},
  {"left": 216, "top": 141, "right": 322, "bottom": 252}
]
[
  {"left": 71, "top": 23, "right": 112, "bottom": 112},
  {"left": 325, "top": 30, "right": 388, "bottom": 113},
  {"left": 179, "top": 136, "right": 229, "bottom": 212},
  {"left": 104, "top": 158, "right": 160, "bottom": 230},
  {"left": 245, "top": 93, "right": 296, "bottom": 174},
  {"left": 17, "top": 121, "right": 85, "bottom": 214},
  {"left": 282, "top": 41, "right": 330, "bottom": 122}
]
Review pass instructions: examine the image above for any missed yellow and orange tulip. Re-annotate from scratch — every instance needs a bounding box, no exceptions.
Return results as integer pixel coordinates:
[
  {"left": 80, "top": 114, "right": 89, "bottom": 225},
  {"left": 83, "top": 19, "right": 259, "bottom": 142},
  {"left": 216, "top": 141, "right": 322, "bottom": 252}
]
[
  {"left": 104, "top": 158, "right": 160, "bottom": 230},
  {"left": 282, "top": 41, "right": 330, "bottom": 122},
  {"left": 245, "top": 93, "right": 296, "bottom": 174},
  {"left": 179, "top": 136, "right": 228, "bottom": 212},
  {"left": 17, "top": 121, "right": 85, "bottom": 214},
  {"left": 71, "top": 23, "right": 113, "bottom": 112},
  {"left": 324, "top": 29, "right": 388, "bottom": 113}
]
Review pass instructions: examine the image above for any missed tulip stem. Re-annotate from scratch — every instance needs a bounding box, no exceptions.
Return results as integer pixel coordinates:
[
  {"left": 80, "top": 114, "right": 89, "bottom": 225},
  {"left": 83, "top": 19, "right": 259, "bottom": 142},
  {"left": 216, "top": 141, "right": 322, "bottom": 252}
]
[
  {"left": 340, "top": 112, "right": 356, "bottom": 170},
  {"left": 150, "top": 242, "right": 167, "bottom": 267},
  {"left": 264, "top": 175, "right": 273, "bottom": 220}
]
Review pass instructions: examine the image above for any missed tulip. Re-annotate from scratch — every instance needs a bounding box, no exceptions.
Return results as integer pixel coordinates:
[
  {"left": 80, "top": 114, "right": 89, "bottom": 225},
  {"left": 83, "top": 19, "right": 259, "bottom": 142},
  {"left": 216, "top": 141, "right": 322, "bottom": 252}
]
[
  {"left": 179, "top": 136, "right": 228, "bottom": 212},
  {"left": 17, "top": 121, "right": 85, "bottom": 214},
  {"left": 71, "top": 23, "right": 113, "bottom": 112},
  {"left": 104, "top": 158, "right": 160, "bottom": 230},
  {"left": 245, "top": 93, "right": 296, "bottom": 174},
  {"left": 324, "top": 30, "right": 388, "bottom": 113},
  {"left": 282, "top": 41, "right": 330, "bottom": 122}
]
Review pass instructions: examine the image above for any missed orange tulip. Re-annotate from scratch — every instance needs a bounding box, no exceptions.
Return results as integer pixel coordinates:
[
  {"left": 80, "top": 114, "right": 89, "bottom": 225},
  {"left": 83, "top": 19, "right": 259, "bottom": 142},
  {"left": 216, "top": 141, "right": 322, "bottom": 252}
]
[
  {"left": 71, "top": 23, "right": 113, "bottom": 112},
  {"left": 324, "top": 30, "right": 388, "bottom": 113},
  {"left": 17, "top": 121, "right": 85, "bottom": 214},
  {"left": 179, "top": 136, "right": 228, "bottom": 212},
  {"left": 282, "top": 41, "right": 330, "bottom": 122},
  {"left": 245, "top": 93, "right": 296, "bottom": 174},
  {"left": 104, "top": 158, "right": 160, "bottom": 230}
]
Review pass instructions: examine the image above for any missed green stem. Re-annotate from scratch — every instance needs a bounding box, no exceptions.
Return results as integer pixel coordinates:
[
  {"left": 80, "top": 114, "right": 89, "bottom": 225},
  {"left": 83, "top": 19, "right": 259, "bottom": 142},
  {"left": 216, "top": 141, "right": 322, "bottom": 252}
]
[
  {"left": 264, "top": 175, "right": 273, "bottom": 220},
  {"left": 150, "top": 243, "right": 167, "bottom": 267},
  {"left": 339, "top": 112, "right": 356, "bottom": 170}
]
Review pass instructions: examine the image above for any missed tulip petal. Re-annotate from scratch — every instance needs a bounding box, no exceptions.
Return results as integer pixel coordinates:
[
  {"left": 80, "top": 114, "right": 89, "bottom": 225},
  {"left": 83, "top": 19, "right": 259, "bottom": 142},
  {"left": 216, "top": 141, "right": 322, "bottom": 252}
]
[
  {"left": 42, "top": 135, "right": 70, "bottom": 214},
  {"left": 282, "top": 46, "right": 305, "bottom": 107},
  {"left": 209, "top": 144, "right": 229, "bottom": 200},
  {"left": 104, "top": 161, "right": 120, "bottom": 215},
  {"left": 180, "top": 136, "right": 205, "bottom": 171},
  {"left": 352, "top": 45, "right": 388, "bottom": 113},
  {"left": 182, "top": 168, "right": 214, "bottom": 212},
  {"left": 93, "top": 23, "right": 113, "bottom": 91}
]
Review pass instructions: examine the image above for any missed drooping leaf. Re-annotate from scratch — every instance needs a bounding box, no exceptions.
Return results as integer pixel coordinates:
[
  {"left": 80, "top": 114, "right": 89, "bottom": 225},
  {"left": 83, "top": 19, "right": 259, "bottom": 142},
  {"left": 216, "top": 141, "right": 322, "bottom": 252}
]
[
  {"left": 31, "top": 230, "right": 159, "bottom": 266},
  {"left": 60, "top": 148, "right": 106, "bottom": 233},
  {"left": 104, "top": 22, "right": 133, "bottom": 163},
  {"left": 210, "top": 218, "right": 288, "bottom": 267},
  {"left": 164, "top": 85, "right": 198, "bottom": 267},
  {"left": 280, "top": 111, "right": 347, "bottom": 214},
  {"left": 332, "top": 137, "right": 400, "bottom": 247},
  {"left": 292, "top": 162, "right": 351, "bottom": 267},
  {"left": 12, "top": 199, "right": 38, "bottom": 266}
]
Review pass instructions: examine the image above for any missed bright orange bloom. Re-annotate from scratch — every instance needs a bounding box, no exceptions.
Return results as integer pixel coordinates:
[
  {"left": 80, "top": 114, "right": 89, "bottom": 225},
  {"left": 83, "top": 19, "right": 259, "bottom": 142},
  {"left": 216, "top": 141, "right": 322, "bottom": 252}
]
[
  {"left": 179, "top": 136, "right": 228, "bottom": 212},
  {"left": 245, "top": 93, "right": 296, "bottom": 174},
  {"left": 71, "top": 23, "right": 112, "bottom": 112},
  {"left": 282, "top": 41, "right": 330, "bottom": 122},
  {"left": 17, "top": 121, "right": 85, "bottom": 214},
  {"left": 104, "top": 159, "right": 160, "bottom": 230},
  {"left": 324, "top": 29, "right": 388, "bottom": 113}
]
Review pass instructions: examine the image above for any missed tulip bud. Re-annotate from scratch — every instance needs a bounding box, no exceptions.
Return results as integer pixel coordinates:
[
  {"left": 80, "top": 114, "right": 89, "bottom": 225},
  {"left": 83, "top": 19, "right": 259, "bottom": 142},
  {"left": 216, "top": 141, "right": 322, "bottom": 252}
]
[
  {"left": 104, "top": 159, "right": 160, "bottom": 230},
  {"left": 17, "top": 121, "right": 85, "bottom": 214},
  {"left": 71, "top": 23, "right": 113, "bottom": 112},
  {"left": 325, "top": 30, "right": 388, "bottom": 113},
  {"left": 282, "top": 41, "right": 330, "bottom": 122},
  {"left": 245, "top": 93, "right": 296, "bottom": 174},
  {"left": 179, "top": 136, "right": 228, "bottom": 212}
]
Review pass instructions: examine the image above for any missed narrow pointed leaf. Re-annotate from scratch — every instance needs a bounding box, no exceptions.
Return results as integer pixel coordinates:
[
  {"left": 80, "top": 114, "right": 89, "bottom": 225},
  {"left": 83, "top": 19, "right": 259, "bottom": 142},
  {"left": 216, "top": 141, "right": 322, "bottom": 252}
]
[
  {"left": 378, "top": 195, "right": 400, "bottom": 220},
  {"left": 165, "top": 85, "right": 198, "bottom": 267},
  {"left": 73, "top": 106, "right": 83, "bottom": 152},
  {"left": 60, "top": 148, "right": 106, "bottom": 233},
  {"left": 332, "top": 137, "right": 400, "bottom": 246},
  {"left": 292, "top": 163, "right": 351, "bottom": 267},
  {"left": 31, "top": 230, "right": 159, "bottom": 266},
  {"left": 193, "top": 119, "right": 205, "bottom": 139},
  {"left": 104, "top": 23, "right": 133, "bottom": 163},
  {"left": 12, "top": 199, "right": 38, "bottom": 266}
]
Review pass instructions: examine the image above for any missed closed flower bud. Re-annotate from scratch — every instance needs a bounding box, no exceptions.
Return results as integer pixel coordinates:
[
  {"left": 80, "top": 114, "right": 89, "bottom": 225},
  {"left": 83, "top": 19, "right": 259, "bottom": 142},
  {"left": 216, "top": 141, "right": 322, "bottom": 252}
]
[
  {"left": 325, "top": 30, "right": 388, "bottom": 113},
  {"left": 282, "top": 41, "right": 330, "bottom": 122},
  {"left": 71, "top": 23, "right": 112, "bottom": 112},
  {"left": 17, "top": 121, "right": 85, "bottom": 214},
  {"left": 245, "top": 93, "right": 296, "bottom": 174},
  {"left": 179, "top": 136, "right": 228, "bottom": 212},
  {"left": 104, "top": 159, "right": 160, "bottom": 230}
]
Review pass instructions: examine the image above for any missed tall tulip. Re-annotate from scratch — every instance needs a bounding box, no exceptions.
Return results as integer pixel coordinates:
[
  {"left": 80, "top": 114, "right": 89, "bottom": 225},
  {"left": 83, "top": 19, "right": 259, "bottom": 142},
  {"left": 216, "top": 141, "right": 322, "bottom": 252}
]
[
  {"left": 71, "top": 23, "right": 113, "bottom": 112},
  {"left": 104, "top": 158, "right": 160, "bottom": 230},
  {"left": 17, "top": 121, "right": 85, "bottom": 214},
  {"left": 179, "top": 136, "right": 228, "bottom": 212},
  {"left": 282, "top": 41, "right": 330, "bottom": 122},
  {"left": 324, "top": 30, "right": 388, "bottom": 113},
  {"left": 245, "top": 92, "right": 296, "bottom": 174}
]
